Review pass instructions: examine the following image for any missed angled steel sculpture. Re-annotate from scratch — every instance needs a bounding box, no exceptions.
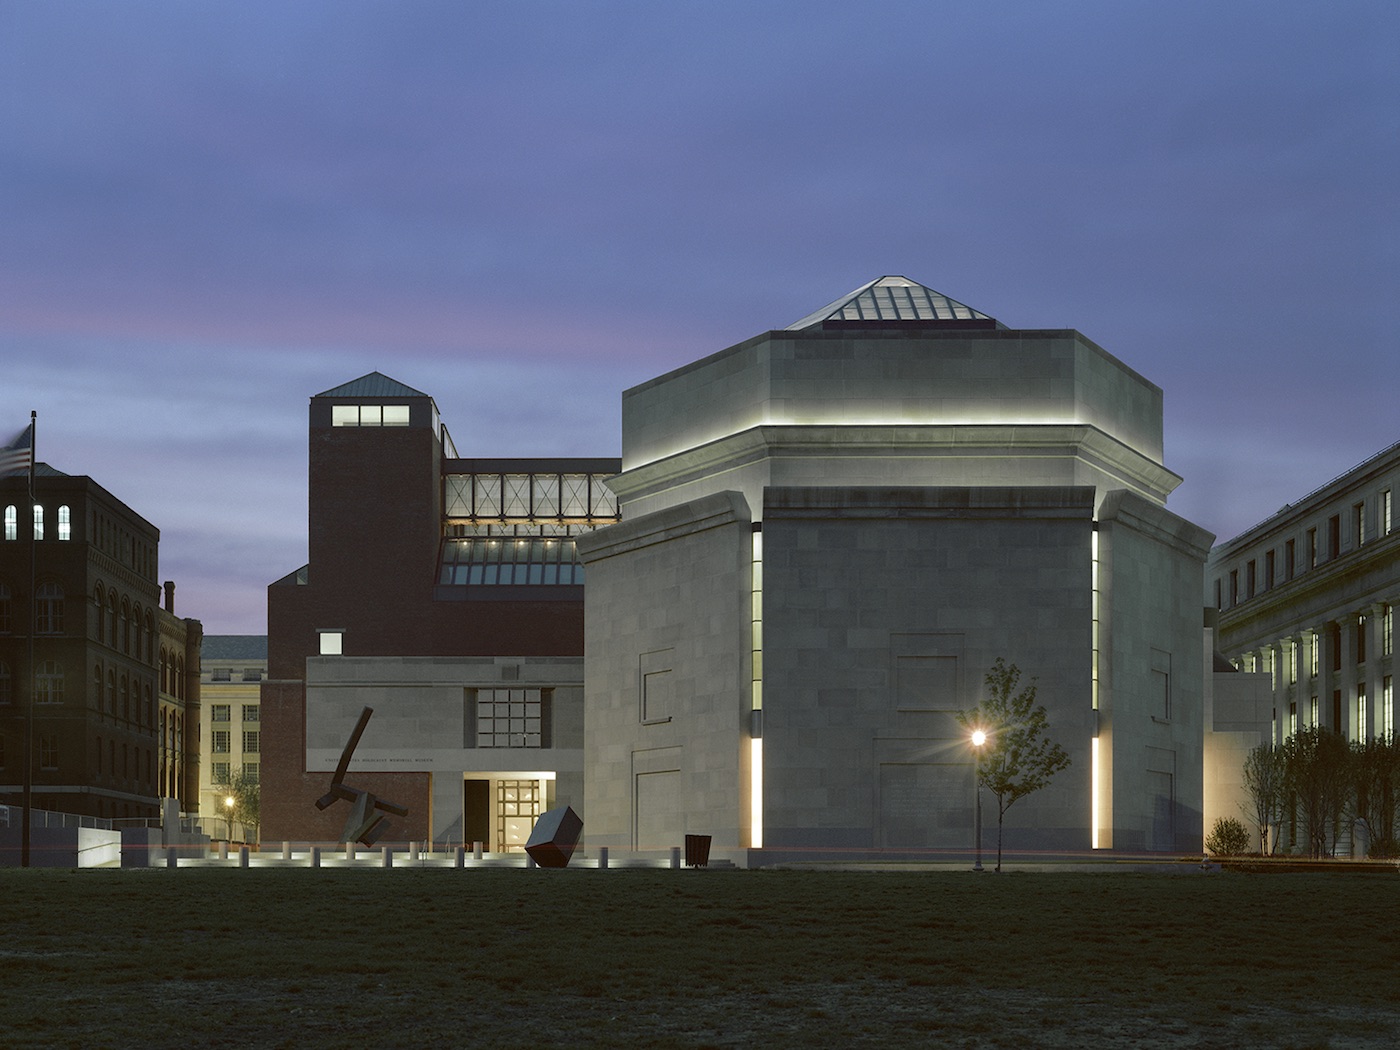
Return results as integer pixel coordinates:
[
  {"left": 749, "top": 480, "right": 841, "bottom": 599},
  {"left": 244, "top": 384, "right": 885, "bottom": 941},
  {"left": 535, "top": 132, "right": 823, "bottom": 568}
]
[{"left": 315, "top": 706, "right": 408, "bottom": 846}]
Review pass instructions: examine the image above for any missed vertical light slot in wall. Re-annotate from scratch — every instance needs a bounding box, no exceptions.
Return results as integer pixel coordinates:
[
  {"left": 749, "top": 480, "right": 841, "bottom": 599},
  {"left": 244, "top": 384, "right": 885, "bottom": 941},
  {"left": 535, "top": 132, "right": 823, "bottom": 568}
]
[
  {"left": 1091, "top": 736, "right": 1100, "bottom": 850},
  {"left": 750, "top": 525, "right": 763, "bottom": 848},
  {"left": 1090, "top": 525, "right": 1101, "bottom": 849}
]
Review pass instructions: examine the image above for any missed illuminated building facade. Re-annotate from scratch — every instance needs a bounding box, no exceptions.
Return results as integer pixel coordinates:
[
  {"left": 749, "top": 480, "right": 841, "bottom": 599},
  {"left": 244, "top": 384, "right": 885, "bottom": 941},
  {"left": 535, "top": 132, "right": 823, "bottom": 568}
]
[
  {"left": 261, "top": 373, "right": 619, "bottom": 848},
  {"left": 1205, "top": 441, "right": 1398, "bottom": 844},
  {"left": 199, "top": 634, "right": 267, "bottom": 839},
  {"left": 578, "top": 277, "right": 1213, "bottom": 859}
]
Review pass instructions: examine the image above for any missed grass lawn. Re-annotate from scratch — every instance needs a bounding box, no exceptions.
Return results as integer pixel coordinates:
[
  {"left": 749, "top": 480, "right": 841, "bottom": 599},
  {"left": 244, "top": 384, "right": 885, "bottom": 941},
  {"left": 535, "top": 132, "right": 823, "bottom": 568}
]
[{"left": 2, "top": 867, "right": 1397, "bottom": 1048}]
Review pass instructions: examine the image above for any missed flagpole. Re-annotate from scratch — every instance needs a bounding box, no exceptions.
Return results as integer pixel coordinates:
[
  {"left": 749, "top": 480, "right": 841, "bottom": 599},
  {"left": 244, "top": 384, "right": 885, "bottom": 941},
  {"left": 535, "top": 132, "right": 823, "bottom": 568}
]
[{"left": 21, "top": 411, "right": 35, "bottom": 868}]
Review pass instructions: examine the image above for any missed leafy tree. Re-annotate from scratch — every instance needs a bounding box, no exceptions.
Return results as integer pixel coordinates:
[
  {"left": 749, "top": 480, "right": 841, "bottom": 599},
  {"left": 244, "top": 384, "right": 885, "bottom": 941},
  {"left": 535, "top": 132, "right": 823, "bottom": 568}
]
[
  {"left": 1280, "top": 726, "right": 1350, "bottom": 857},
  {"left": 1205, "top": 816, "right": 1251, "bottom": 857},
  {"left": 1241, "top": 743, "right": 1286, "bottom": 854},
  {"left": 958, "top": 659, "right": 1071, "bottom": 872},
  {"left": 216, "top": 766, "right": 261, "bottom": 844}
]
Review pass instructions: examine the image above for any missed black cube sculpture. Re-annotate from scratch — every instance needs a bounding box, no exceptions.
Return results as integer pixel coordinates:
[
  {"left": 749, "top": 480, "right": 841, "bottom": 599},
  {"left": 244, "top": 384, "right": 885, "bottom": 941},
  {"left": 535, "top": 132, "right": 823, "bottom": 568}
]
[{"left": 524, "top": 805, "right": 583, "bottom": 868}]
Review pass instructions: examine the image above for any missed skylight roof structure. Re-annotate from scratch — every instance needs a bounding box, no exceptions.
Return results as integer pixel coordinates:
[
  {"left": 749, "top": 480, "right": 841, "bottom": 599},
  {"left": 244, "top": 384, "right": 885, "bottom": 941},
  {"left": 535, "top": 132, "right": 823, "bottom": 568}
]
[{"left": 783, "top": 275, "right": 998, "bottom": 331}]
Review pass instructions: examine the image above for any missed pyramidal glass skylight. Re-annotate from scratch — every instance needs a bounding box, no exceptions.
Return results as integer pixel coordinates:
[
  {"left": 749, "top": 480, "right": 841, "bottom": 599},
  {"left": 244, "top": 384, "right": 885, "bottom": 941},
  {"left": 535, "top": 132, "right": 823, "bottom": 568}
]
[{"left": 784, "top": 276, "right": 996, "bottom": 331}]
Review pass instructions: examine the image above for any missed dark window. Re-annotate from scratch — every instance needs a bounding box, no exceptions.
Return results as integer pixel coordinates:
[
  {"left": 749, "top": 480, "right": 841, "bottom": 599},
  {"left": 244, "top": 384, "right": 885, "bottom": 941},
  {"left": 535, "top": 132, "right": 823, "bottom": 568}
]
[
  {"left": 1229, "top": 570, "right": 1239, "bottom": 606},
  {"left": 1265, "top": 550, "right": 1275, "bottom": 590},
  {"left": 1285, "top": 539, "right": 1296, "bottom": 580},
  {"left": 36, "top": 662, "right": 63, "bottom": 704},
  {"left": 1246, "top": 560, "right": 1256, "bottom": 598},
  {"left": 36, "top": 581, "right": 64, "bottom": 634},
  {"left": 1354, "top": 502, "right": 1365, "bottom": 548},
  {"left": 1330, "top": 623, "right": 1342, "bottom": 671},
  {"left": 1307, "top": 528, "right": 1317, "bottom": 568},
  {"left": 1327, "top": 515, "right": 1340, "bottom": 560}
]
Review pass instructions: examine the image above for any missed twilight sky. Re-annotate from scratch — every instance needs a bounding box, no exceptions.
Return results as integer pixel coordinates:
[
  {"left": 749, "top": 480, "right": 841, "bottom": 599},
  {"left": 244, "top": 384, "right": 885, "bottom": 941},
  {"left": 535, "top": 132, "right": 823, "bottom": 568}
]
[{"left": 2, "top": 1, "right": 1396, "bottom": 636}]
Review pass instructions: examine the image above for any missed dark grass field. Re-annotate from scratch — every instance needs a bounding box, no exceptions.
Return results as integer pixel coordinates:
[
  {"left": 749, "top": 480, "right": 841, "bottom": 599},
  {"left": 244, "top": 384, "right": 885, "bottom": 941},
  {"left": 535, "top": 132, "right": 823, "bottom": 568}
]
[{"left": 2, "top": 867, "right": 1397, "bottom": 1048}]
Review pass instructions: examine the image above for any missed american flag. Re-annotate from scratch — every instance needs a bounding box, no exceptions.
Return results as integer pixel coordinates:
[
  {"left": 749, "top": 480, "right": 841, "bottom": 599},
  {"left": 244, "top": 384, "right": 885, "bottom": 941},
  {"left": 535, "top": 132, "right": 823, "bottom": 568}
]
[{"left": 0, "top": 422, "right": 34, "bottom": 478}]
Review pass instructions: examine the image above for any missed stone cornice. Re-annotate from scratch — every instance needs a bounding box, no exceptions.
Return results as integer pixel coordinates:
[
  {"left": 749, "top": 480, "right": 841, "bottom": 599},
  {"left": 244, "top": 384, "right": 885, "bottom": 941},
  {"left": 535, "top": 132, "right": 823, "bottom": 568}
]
[
  {"left": 1098, "top": 489, "right": 1216, "bottom": 561},
  {"left": 608, "top": 423, "right": 1181, "bottom": 508},
  {"left": 575, "top": 490, "right": 752, "bottom": 563}
]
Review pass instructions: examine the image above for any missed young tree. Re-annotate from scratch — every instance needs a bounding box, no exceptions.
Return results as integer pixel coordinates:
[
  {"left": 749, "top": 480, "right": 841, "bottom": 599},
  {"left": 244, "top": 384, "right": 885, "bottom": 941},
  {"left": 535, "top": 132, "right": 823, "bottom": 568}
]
[
  {"left": 1351, "top": 735, "right": 1400, "bottom": 857},
  {"left": 958, "top": 659, "right": 1071, "bottom": 871},
  {"left": 1242, "top": 743, "right": 1286, "bottom": 854},
  {"left": 1281, "top": 726, "right": 1350, "bottom": 857}
]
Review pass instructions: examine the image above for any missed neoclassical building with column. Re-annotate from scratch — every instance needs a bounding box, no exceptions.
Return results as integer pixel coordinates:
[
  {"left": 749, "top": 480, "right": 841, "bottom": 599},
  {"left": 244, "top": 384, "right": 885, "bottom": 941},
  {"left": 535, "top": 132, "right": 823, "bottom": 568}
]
[
  {"left": 1207, "top": 441, "right": 1398, "bottom": 757},
  {"left": 577, "top": 276, "right": 1214, "bottom": 862}
]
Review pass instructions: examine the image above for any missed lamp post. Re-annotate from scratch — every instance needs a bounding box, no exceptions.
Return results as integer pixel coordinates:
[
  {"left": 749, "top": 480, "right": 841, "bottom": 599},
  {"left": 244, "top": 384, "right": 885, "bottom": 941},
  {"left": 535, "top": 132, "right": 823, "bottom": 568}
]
[
  {"left": 224, "top": 795, "right": 236, "bottom": 843},
  {"left": 970, "top": 729, "right": 986, "bottom": 872}
]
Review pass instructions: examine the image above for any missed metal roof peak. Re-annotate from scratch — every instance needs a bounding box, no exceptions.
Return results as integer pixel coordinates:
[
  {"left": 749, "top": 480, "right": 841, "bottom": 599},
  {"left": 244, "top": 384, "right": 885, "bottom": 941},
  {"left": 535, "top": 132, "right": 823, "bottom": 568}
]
[{"left": 315, "top": 372, "right": 429, "bottom": 399}]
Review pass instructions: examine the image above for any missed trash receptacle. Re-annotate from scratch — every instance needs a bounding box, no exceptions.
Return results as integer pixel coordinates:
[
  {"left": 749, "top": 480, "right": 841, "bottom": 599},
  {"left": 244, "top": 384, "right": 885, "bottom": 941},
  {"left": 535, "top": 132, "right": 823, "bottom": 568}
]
[{"left": 684, "top": 834, "right": 711, "bottom": 868}]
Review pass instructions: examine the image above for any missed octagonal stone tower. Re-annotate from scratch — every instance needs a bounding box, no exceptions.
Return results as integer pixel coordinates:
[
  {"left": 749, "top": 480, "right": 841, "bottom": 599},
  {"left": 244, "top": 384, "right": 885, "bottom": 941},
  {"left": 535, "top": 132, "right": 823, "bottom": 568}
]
[{"left": 579, "top": 277, "right": 1213, "bottom": 862}]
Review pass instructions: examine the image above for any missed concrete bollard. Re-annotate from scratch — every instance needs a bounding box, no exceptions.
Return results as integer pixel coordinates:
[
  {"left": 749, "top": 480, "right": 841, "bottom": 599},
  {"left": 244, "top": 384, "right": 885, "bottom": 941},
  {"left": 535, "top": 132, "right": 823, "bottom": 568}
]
[
  {"left": 598, "top": 846, "right": 609, "bottom": 870},
  {"left": 409, "top": 841, "right": 419, "bottom": 862},
  {"left": 670, "top": 846, "right": 681, "bottom": 869},
  {"left": 382, "top": 847, "right": 393, "bottom": 868},
  {"left": 310, "top": 846, "right": 321, "bottom": 868},
  {"left": 166, "top": 846, "right": 178, "bottom": 869},
  {"left": 239, "top": 845, "right": 250, "bottom": 868},
  {"left": 282, "top": 841, "right": 292, "bottom": 861},
  {"left": 345, "top": 841, "right": 356, "bottom": 862},
  {"left": 218, "top": 841, "right": 228, "bottom": 861},
  {"left": 454, "top": 845, "right": 465, "bottom": 868},
  {"left": 473, "top": 840, "right": 483, "bottom": 860}
]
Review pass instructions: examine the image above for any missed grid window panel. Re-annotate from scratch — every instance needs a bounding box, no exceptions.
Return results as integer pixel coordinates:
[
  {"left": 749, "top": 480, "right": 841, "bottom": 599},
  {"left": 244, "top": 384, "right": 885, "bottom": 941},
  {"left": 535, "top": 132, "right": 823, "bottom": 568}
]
[
  {"left": 242, "top": 730, "right": 260, "bottom": 754},
  {"left": 211, "top": 704, "right": 231, "bottom": 722},
  {"left": 497, "top": 779, "right": 541, "bottom": 852},
  {"left": 212, "top": 730, "right": 231, "bottom": 754},
  {"left": 243, "top": 704, "right": 260, "bottom": 722},
  {"left": 476, "top": 688, "right": 543, "bottom": 747}
]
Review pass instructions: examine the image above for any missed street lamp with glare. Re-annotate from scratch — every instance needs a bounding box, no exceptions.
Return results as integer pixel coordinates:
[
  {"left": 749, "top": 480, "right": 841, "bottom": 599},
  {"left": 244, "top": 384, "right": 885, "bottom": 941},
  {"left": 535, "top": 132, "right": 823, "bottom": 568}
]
[{"left": 970, "top": 729, "right": 986, "bottom": 871}]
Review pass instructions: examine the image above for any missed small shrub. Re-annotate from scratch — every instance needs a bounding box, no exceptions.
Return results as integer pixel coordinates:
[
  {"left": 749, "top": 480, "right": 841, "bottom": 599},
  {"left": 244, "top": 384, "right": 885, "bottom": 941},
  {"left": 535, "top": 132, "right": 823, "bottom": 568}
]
[{"left": 1205, "top": 816, "right": 1251, "bottom": 857}]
